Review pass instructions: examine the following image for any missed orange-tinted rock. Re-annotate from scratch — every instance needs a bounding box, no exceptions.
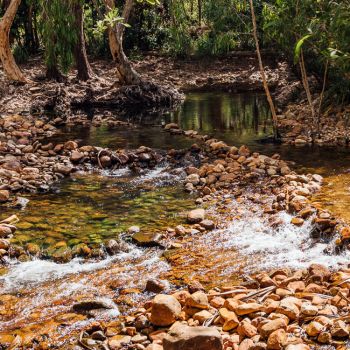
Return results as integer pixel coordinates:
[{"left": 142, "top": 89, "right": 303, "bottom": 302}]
[
  {"left": 163, "top": 323, "right": 223, "bottom": 350},
  {"left": 150, "top": 295, "right": 181, "bottom": 326}
]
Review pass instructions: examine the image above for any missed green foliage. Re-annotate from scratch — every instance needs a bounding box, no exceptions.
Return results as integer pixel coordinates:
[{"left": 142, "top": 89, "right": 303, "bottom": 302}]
[
  {"left": 163, "top": 0, "right": 261, "bottom": 57},
  {"left": 264, "top": 0, "right": 350, "bottom": 103},
  {"left": 40, "top": 0, "right": 77, "bottom": 74},
  {"left": 94, "top": 8, "right": 128, "bottom": 35},
  {"left": 13, "top": 44, "right": 29, "bottom": 64},
  {"left": 124, "top": 5, "right": 167, "bottom": 52}
]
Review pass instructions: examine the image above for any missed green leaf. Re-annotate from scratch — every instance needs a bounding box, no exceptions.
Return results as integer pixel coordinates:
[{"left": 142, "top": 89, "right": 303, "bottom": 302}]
[{"left": 294, "top": 34, "right": 312, "bottom": 64}]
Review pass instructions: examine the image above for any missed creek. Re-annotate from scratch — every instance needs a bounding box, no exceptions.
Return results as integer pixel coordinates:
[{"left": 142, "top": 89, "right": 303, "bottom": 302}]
[{"left": 1, "top": 92, "right": 350, "bottom": 347}]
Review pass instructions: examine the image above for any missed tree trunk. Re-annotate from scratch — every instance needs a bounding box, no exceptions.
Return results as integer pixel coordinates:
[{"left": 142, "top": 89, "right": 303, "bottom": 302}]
[
  {"left": 73, "top": 1, "right": 93, "bottom": 81},
  {"left": 104, "top": 0, "right": 141, "bottom": 85},
  {"left": 299, "top": 50, "right": 316, "bottom": 140},
  {"left": 46, "top": 62, "right": 64, "bottom": 82},
  {"left": 0, "top": 0, "right": 27, "bottom": 82},
  {"left": 198, "top": 0, "right": 202, "bottom": 25},
  {"left": 249, "top": 0, "right": 278, "bottom": 140},
  {"left": 24, "top": 3, "right": 37, "bottom": 53}
]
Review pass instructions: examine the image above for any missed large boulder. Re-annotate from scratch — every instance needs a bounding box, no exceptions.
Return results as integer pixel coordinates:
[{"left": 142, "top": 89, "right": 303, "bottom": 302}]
[
  {"left": 150, "top": 294, "right": 182, "bottom": 326},
  {"left": 163, "top": 323, "right": 223, "bottom": 350}
]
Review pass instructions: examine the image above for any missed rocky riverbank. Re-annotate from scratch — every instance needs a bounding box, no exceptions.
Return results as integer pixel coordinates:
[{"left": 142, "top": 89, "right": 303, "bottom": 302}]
[
  {"left": 277, "top": 101, "right": 350, "bottom": 146},
  {"left": 78, "top": 263, "right": 350, "bottom": 350},
  {"left": 2, "top": 114, "right": 350, "bottom": 349},
  {"left": 2, "top": 114, "right": 350, "bottom": 265}
]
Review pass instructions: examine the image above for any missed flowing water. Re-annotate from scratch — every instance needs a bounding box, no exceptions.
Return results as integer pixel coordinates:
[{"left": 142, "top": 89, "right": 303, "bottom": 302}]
[{"left": 1, "top": 92, "right": 350, "bottom": 348}]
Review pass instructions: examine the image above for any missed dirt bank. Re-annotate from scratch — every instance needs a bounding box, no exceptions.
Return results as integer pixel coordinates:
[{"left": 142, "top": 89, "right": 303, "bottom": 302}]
[{"left": 0, "top": 53, "right": 297, "bottom": 117}]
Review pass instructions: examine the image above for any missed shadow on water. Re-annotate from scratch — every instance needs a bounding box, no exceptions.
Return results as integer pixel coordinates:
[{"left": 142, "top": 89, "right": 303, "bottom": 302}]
[{"left": 60, "top": 92, "right": 350, "bottom": 176}]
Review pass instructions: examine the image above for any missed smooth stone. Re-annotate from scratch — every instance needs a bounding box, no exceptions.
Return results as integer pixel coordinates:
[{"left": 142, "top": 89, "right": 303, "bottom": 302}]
[
  {"left": 132, "top": 232, "right": 162, "bottom": 247},
  {"left": 187, "top": 209, "right": 205, "bottom": 223},
  {"left": 163, "top": 323, "right": 223, "bottom": 350}
]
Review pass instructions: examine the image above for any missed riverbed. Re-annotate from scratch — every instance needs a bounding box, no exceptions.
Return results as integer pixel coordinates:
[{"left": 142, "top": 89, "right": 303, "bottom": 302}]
[{"left": 1, "top": 92, "right": 350, "bottom": 348}]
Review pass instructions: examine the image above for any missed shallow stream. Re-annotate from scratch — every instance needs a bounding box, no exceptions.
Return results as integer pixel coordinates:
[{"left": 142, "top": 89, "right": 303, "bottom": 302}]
[{"left": 1, "top": 92, "right": 350, "bottom": 347}]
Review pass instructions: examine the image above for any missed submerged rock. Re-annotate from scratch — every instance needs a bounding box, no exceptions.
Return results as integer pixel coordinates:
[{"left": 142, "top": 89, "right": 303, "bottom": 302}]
[
  {"left": 132, "top": 232, "right": 162, "bottom": 247},
  {"left": 73, "top": 299, "right": 116, "bottom": 314},
  {"left": 145, "top": 279, "right": 167, "bottom": 293},
  {"left": 14, "top": 196, "right": 29, "bottom": 209}
]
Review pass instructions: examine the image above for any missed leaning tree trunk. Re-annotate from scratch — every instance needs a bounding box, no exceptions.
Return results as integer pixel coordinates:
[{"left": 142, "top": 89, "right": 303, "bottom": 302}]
[
  {"left": 73, "top": 1, "right": 94, "bottom": 81},
  {"left": 0, "top": 0, "right": 27, "bottom": 82},
  {"left": 249, "top": 0, "right": 278, "bottom": 140},
  {"left": 104, "top": 0, "right": 141, "bottom": 85}
]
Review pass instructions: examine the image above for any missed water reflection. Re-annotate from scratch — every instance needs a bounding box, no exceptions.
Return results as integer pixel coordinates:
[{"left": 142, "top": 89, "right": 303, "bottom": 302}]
[{"left": 171, "top": 92, "right": 272, "bottom": 144}]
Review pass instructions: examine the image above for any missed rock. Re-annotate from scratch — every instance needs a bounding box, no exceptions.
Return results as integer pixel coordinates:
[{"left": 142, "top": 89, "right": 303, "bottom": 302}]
[
  {"left": 200, "top": 220, "right": 215, "bottom": 230},
  {"left": 64, "top": 141, "right": 78, "bottom": 150},
  {"left": 54, "top": 164, "right": 73, "bottom": 175},
  {"left": 72, "top": 299, "right": 116, "bottom": 314},
  {"left": 14, "top": 197, "right": 29, "bottom": 209},
  {"left": 234, "top": 303, "right": 263, "bottom": 316},
  {"left": 146, "top": 344, "right": 163, "bottom": 350},
  {"left": 186, "top": 291, "right": 209, "bottom": 309},
  {"left": 193, "top": 310, "right": 213, "bottom": 323},
  {"left": 317, "top": 331, "right": 332, "bottom": 343},
  {"left": 291, "top": 217, "right": 304, "bottom": 226},
  {"left": 238, "top": 145, "right": 250, "bottom": 157},
  {"left": 186, "top": 174, "right": 200, "bottom": 185},
  {"left": 331, "top": 320, "right": 349, "bottom": 338},
  {"left": 0, "top": 225, "right": 12, "bottom": 238},
  {"left": 106, "top": 239, "right": 129, "bottom": 255},
  {"left": 300, "top": 303, "right": 318, "bottom": 316},
  {"left": 0, "top": 239, "right": 10, "bottom": 250},
  {"left": 285, "top": 345, "right": 310, "bottom": 350},
  {"left": 267, "top": 329, "right": 286, "bottom": 349},
  {"left": 0, "top": 190, "right": 10, "bottom": 203},
  {"left": 187, "top": 280, "right": 204, "bottom": 293},
  {"left": 150, "top": 294, "right": 182, "bottom": 326},
  {"left": 128, "top": 226, "right": 140, "bottom": 234},
  {"left": 210, "top": 141, "right": 227, "bottom": 151},
  {"left": 109, "top": 335, "right": 132, "bottom": 350},
  {"left": 219, "top": 308, "right": 239, "bottom": 331},
  {"left": 340, "top": 227, "right": 350, "bottom": 241},
  {"left": 145, "top": 279, "right": 167, "bottom": 293},
  {"left": 26, "top": 243, "right": 40, "bottom": 255},
  {"left": 52, "top": 246, "right": 72, "bottom": 263},
  {"left": 239, "top": 338, "right": 254, "bottom": 350},
  {"left": 308, "top": 264, "right": 330, "bottom": 281},
  {"left": 100, "top": 155, "right": 111, "bottom": 167},
  {"left": 185, "top": 183, "right": 194, "bottom": 192},
  {"left": 238, "top": 321, "right": 258, "bottom": 338},
  {"left": 260, "top": 319, "right": 287, "bottom": 338},
  {"left": 276, "top": 298, "right": 299, "bottom": 320},
  {"left": 91, "top": 331, "right": 106, "bottom": 341},
  {"left": 132, "top": 232, "right": 162, "bottom": 247},
  {"left": 163, "top": 323, "right": 223, "bottom": 350},
  {"left": 187, "top": 209, "right": 205, "bottom": 223},
  {"left": 70, "top": 151, "right": 84, "bottom": 163},
  {"left": 164, "top": 123, "right": 179, "bottom": 130},
  {"left": 175, "top": 225, "right": 186, "bottom": 236},
  {"left": 131, "top": 334, "right": 147, "bottom": 343},
  {"left": 305, "top": 321, "right": 323, "bottom": 337}
]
